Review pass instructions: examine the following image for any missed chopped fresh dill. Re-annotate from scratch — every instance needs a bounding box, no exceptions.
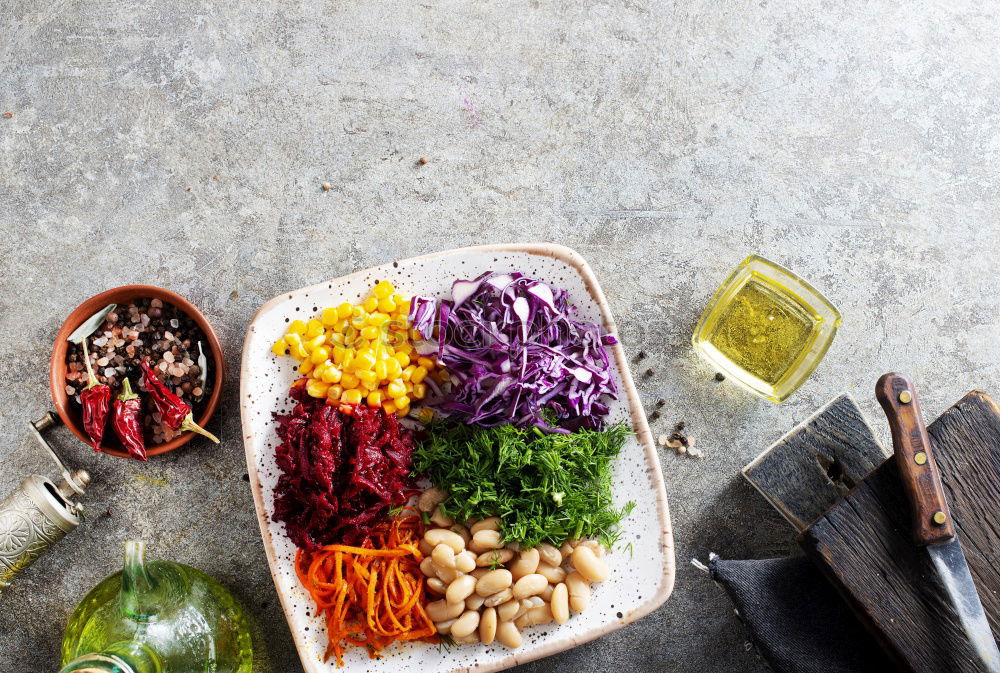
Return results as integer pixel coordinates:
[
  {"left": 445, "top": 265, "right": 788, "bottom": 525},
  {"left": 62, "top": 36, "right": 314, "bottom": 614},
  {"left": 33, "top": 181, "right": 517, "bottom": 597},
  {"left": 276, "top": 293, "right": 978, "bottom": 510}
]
[
  {"left": 412, "top": 421, "right": 635, "bottom": 549},
  {"left": 436, "top": 633, "right": 456, "bottom": 653}
]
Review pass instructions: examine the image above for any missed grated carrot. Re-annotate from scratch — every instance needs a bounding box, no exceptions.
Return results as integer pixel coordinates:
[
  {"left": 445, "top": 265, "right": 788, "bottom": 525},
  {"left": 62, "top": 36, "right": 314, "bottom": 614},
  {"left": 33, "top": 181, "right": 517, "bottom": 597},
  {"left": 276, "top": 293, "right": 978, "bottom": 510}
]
[{"left": 295, "top": 513, "right": 437, "bottom": 666}]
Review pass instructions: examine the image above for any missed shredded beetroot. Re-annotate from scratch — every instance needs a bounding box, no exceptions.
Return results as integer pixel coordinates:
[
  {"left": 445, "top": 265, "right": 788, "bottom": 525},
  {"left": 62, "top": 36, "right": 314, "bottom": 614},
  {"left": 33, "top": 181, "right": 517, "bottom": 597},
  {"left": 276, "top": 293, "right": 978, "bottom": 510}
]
[{"left": 271, "top": 384, "right": 416, "bottom": 549}]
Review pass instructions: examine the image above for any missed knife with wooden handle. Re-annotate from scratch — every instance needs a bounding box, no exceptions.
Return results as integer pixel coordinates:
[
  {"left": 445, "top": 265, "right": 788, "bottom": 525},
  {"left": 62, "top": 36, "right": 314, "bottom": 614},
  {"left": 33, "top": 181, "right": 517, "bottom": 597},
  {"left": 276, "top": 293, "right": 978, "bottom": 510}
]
[{"left": 876, "top": 373, "right": 1000, "bottom": 673}]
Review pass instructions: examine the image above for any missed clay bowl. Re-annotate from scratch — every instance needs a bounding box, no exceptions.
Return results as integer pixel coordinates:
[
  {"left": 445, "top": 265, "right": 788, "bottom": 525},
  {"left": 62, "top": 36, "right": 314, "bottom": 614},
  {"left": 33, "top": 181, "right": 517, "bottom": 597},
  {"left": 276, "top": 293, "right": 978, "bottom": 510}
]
[{"left": 49, "top": 285, "right": 225, "bottom": 458}]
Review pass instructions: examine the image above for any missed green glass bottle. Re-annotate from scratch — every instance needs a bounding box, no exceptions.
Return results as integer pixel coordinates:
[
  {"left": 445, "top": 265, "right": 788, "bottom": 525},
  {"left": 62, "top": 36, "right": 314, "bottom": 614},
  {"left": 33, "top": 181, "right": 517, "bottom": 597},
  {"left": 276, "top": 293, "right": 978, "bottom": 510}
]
[{"left": 60, "top": 541, "right": 253, "bottom": 673}]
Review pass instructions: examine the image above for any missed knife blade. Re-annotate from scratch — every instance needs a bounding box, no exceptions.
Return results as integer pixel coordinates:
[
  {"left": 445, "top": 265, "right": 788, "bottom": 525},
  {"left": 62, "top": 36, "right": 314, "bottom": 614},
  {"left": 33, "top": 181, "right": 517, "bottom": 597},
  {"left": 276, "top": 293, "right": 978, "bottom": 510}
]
[{"left": 876, "top": 373, "right": 1000, "bottom": 673}]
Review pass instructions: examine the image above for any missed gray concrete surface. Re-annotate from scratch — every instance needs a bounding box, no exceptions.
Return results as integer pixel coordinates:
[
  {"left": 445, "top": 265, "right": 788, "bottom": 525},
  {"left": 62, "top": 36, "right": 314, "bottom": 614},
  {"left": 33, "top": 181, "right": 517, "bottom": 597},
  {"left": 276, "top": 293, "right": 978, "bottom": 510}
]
[{"left": 2, "top": 0, "right": 999, "bottom": 671}]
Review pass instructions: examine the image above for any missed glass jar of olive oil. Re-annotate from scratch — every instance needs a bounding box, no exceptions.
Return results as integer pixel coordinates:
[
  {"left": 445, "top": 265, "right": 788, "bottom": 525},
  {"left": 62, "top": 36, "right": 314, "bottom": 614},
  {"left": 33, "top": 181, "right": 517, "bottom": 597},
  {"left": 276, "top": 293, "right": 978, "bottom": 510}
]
[{"left": 693, "top": 255, "right": 841, "bottom": 402}]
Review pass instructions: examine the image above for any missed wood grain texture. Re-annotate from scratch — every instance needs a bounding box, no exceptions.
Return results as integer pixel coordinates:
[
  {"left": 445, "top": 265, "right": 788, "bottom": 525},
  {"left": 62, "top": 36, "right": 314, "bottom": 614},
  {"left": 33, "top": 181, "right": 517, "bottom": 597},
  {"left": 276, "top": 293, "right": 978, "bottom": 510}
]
[
  {"left": 801, "top": 390, "right": 1000, "bottom": 673},
  {"left": 876, "top": 373, "right": 956, "bottom": 544},
  {"left": 743, "top": 393, "right": 889, "bottom": 532}
]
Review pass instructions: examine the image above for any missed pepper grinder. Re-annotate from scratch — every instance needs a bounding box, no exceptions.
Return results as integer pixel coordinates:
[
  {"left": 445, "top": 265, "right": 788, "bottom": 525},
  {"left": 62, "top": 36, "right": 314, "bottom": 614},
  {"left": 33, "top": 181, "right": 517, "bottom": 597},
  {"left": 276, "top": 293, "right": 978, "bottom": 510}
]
[{"left": 0, "top": 412, "right": 90, "bottom": 596}]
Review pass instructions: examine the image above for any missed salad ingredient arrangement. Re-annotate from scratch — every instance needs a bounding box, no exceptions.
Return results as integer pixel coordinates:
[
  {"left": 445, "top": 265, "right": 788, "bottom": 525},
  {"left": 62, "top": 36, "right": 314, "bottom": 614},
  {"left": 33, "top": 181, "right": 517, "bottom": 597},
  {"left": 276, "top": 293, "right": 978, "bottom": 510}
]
[
  {"left": 65, "top": 297, "right": 215, "bottom": 447},
  {"left": 272, "top": 280, "right": 442, "bottom": 416},
  {"left": 413, "top": 421, "right": 634, "bottom": 549},
  {"left": 272, "top": 384, "right": 417, "bottom": 548},
  {"left": 409, "top": 272, "right": 618, "bottom": 432},
  {"left": 268, "top": 271, "right": 633, "bottom": 664},
  {"left": 415, "top": 506, "right": 611, "bottom": 649},
  {"left": 295, "top": 515, "right": 434, "bottom": 666}
]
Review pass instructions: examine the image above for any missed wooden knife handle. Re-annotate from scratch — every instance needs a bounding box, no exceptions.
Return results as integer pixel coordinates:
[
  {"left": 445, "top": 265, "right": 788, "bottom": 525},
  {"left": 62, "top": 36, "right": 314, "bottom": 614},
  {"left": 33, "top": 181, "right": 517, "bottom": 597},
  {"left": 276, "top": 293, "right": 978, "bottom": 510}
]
[{"left": 875, "top": 373, "right": 955, "bottom": 545}]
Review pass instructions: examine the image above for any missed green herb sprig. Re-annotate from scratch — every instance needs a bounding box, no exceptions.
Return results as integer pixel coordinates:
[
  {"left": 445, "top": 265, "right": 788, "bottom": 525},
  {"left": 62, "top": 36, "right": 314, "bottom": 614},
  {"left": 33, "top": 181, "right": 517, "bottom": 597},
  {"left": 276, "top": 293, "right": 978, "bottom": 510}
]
[{"left": 412, "top": 421, "right": 635, "bottom": 549}]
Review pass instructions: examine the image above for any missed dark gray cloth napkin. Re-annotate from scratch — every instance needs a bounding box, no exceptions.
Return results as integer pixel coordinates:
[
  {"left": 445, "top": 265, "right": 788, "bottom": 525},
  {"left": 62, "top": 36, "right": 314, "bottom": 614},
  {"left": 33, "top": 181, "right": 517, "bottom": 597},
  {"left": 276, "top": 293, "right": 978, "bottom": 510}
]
[{"left": 709, "top": 555, "right": 896, "bottom": 673}]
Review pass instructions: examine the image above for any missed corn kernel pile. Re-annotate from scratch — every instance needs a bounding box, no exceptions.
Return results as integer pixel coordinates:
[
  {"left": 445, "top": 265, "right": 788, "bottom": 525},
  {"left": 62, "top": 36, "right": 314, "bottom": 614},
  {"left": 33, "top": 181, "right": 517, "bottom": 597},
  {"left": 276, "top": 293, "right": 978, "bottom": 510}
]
[{"left": 271, "top": 280, "right": 441, "bottom": 416}]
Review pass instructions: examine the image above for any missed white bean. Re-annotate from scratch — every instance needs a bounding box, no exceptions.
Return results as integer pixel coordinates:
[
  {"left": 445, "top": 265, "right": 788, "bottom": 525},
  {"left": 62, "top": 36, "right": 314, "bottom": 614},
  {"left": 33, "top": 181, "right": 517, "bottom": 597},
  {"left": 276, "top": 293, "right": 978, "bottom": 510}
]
[
  {"left": 426, "top": 578, "right": 447, "bottom": 595},
  {"left": 539, "top": 584, "right": 554, "bottom": 601},
  {"left": 455, "top": 550, "right": 477, "bottom": 574},
  {"left": 435, "top": 564, "right": 462, "bottom": 584},
  {"left": 453, "top": 632, "right": 480, "bottom": 644},
  {"left": 419, "top": 557, "right": 437, "bottom": 578},
  {"left": 581, "top": 539, "right": 607, "bottom": 557},
  {"left": 538, "top": 543, "right": 562, "bottom": 567},
  {"left": 476, "top": 549, "right": 514, "bottom": 567},
  {"left": 417, "top": 487, "right": 446, "bottom": 512},
  {"left": 450, "top": 610, "right": 481, "bottom": 639},
  {"left": 450, "top": 524, "right": 472, "bottom": 545},
  {"left": 432, "top": 543, "right": 456, "bottom": 569},
  {"left": 509, "top": 548, "right": 540, "bottom": 580},
  {"left": 566, "top": 571, "right": 591, "bottom": 612},
  {"left": 479, "top": 606, "right": 497, "bottom": 645},
  {"left": 483, "top": 587, "right": 513, "bottom": 607},
  {"left": 475, "top": 569, "right": 513, "bottom": 597},
  {"left": 571, "top": 545, "right": 609, "bottom": 582},
  {"left": 496, "top": 621, "right": 522, "bottom": 648},
  {"left": 523, "top": 595, "right": 545, "bottom": 608},
  {"left": 446, "top": 574, "right": 477, "bottom": 604},
  {"left": 470, "top": 529, "right": 503, "bottom": 552},
  {"left": 559, "top": 541, "right": 574, "bottom": 560},
  {"left": 434, "top": 617, "right": 456, "bottom": 634},
  {"left": 537, "top": 563, "right": 566, "bottom": 584},
  {"left": 430, "top": 506, "right": 454, "bottom": 528},
  {"left": 465, "top": 593, "right": 486, "bottom": 611},
  {"left": 419, "top": 540, "right": 433, "bottom": 556},
  {"left": 470, "top": 567, "right": 488, "bottom": 580},
  {"left": 470, "top": 517, "right": 501, "bottom": 534},
  {"left": 512, "top": 573, "right": 547, "bottom": 599},
  {"left": 512, "top": 600, "right": 530, "bottom": 620},
  {"left": 515, "top": 604, "right": 552, "bottom": 627},
  {"left": 424, "top": 529, "right": 465, "bottom": 553},
  {"left": 551, "top": 583, "right": 569, "bottom": 623},
  {"left": 497, "top": 599, "right": 520, "bottom": 622},
  {"left": 427, "top": 599, "right": 464, "bottom": 622}
]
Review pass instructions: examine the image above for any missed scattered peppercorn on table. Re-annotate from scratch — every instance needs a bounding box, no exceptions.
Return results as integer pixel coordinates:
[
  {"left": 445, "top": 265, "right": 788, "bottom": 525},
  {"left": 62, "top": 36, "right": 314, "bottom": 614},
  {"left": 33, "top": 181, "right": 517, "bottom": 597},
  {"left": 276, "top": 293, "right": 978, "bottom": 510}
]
[{"left": 271, "top": 281, "right": 440, "bottom": 417}]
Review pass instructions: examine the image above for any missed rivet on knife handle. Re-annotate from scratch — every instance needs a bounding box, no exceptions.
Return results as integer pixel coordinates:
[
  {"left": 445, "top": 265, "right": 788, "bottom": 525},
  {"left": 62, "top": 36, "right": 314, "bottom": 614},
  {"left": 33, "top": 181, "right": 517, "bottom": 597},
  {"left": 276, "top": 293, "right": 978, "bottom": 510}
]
[{"left": 875, "top": 373, "right": 956, "bottom": 545}]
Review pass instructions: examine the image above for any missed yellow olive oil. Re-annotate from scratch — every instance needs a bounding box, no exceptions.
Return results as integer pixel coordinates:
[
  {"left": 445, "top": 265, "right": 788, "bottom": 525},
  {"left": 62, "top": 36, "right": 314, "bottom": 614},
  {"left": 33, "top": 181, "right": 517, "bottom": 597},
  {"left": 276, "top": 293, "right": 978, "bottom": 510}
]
[
  {"left": 693, "top": 255, "right": 841, "bottom": 403},
  {"left": 706, "top": 279, "right": 816, "bottom": 385}
]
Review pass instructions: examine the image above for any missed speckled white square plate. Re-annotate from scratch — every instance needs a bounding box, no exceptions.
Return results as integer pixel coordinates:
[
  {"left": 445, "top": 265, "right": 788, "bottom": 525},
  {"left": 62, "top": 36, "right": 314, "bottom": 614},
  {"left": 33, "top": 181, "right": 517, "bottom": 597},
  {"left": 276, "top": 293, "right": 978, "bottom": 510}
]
[{"left": 239, "top": 243, "right": 674, "bottom": 673}]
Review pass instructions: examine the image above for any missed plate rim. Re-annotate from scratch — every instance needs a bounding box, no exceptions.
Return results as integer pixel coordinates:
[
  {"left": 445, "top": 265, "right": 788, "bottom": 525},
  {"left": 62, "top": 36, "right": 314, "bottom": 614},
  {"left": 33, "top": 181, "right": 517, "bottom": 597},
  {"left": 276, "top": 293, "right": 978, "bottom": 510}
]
[{"left": 239, "top": 242, "right": 676, "bottom": 673}]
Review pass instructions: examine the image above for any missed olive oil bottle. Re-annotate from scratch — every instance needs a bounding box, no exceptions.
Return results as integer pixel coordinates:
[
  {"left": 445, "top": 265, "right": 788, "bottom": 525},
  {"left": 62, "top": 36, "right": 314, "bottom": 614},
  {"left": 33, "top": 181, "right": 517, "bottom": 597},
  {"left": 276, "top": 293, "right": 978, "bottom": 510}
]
[
  {"left": 693, "top": 255, "right": 841, "bottom": 402},
  {"left": 60, "top": 541, "right": 252, "bottom": 673}
]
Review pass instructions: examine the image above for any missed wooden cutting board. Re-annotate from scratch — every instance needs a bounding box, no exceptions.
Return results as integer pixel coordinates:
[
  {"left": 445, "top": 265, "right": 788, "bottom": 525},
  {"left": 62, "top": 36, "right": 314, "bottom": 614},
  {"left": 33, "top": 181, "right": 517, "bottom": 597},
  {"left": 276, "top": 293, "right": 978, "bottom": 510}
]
[{"left": 800, "top": 390, "right": 1000, "bottom": 673}]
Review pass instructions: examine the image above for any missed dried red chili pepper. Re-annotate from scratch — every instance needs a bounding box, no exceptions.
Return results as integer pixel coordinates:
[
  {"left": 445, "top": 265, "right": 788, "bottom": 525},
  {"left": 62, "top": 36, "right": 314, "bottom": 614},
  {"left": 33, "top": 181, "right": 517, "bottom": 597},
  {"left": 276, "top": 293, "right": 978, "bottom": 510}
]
[
  {"left": 140, "top": 360, "right": 219, "bottom": 443},
  {"left": 112, "top": 378, "right": 147, "bottom": 461},
  {"left": 79, "top": 337, "right": 111, "bottom": 451}
]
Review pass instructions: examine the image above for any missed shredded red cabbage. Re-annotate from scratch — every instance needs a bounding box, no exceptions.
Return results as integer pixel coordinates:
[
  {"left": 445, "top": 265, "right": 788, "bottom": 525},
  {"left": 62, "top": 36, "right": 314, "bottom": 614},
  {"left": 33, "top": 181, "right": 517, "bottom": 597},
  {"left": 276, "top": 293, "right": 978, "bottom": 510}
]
[
  {"left": 271, "top": 384, "right": 416, "bottom": 549},
  {"left": 409, "top": 272, "right": 618, "bottom": 432}
]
